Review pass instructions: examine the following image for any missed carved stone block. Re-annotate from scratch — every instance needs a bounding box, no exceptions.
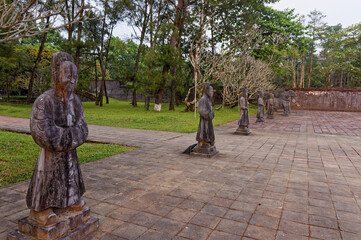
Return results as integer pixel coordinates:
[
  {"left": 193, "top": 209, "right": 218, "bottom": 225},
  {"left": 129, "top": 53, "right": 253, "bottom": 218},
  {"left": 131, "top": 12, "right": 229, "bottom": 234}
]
[
  {"left": 191, "top": 143, "right": 219, "bottom": 158},
  {"left": 234, "top": 126, "right": 251, "bottom": 135},
  {"left": 7, "top": 208, "right": 98, "bottom": 240}
]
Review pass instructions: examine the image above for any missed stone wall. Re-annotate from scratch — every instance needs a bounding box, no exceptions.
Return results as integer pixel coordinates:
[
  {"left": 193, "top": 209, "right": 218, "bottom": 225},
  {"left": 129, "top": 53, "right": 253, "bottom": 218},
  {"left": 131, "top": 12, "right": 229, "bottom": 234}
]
[
  {"left": 291, "top": 88, "right": 361, "bottom": 112},
  {"left": 90, "top": 80, "right": 170, "bottom": 102}
]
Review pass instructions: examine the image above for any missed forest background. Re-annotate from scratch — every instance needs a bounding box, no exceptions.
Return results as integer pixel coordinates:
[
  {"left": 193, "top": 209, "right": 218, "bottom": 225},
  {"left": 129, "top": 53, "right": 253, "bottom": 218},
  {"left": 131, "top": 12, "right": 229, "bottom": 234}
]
[{"left": 1, "top": 0, "right": 361, "bottom": 111}]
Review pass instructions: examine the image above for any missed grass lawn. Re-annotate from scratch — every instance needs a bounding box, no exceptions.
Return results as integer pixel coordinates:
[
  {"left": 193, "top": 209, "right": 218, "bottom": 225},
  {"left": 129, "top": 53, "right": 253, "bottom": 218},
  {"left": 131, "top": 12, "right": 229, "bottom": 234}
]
[
  {"left": 0, "top": 97, "right": 257, "bottom": 133},
  {"left": 0, "top": 130, "right": 130, "bottom": 187}
]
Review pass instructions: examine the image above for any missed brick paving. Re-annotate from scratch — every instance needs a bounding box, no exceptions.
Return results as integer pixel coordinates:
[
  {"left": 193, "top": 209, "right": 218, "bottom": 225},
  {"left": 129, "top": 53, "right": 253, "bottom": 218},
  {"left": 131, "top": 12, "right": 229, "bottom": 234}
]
[
  {"left": 1, "top": 111, "right": 361, "bottom": 240},
  {"left": 224, "top": 110, "right": 361, "bottom": 136}
]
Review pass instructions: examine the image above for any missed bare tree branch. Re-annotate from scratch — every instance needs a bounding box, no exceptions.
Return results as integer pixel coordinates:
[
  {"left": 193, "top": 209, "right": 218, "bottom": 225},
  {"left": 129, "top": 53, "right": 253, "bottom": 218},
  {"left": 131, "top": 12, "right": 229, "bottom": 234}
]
[{"left": 0, "top": 0, "right": 98, "bottom": 43}]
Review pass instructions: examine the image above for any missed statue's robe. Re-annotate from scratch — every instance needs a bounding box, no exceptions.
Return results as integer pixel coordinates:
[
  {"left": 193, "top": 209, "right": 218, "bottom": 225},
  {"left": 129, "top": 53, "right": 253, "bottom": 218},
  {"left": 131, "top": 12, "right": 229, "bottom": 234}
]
[
  {"left": 256, "top": 97, "right": 264, "bottom": 121},
  {"left": 196, "top": 96, "right": 215, "bottom": 145},
  {"left": 238, "top": 97, "right": 249, "bottom": 127}
]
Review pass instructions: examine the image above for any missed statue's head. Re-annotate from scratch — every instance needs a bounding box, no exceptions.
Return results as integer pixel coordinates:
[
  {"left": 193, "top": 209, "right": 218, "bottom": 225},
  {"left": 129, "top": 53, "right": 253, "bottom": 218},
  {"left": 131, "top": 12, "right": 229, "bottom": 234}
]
[
  {"left": 242, "top": 88, "right": 248, "bottom": 98},
  {"left": 56, "top": 61, "right": 78, "bottom": 95},
  {"left": 51, "top": 52, "right": 72, "bottom": 88},
  {"left": 203, "top": 82, "right": 213, "bottom": 99},
  {"left": 258, "top": 90, "right": 264, "bottom": 98}
]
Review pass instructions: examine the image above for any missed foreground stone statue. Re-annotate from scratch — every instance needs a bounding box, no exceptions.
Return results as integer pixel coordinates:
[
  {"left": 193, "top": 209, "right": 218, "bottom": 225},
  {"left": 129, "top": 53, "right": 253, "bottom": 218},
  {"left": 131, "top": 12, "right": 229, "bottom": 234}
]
[
  {"left": 8, "top": 52, "right": 98, "bottom": 240},
  {"left": 255, "top": 90, "right": 265, "bottom": 123},
  {"left": 186, "top": 82, "right": 218, "bottom": 157},
  {"left": 267, "top": 93, "right": 275, "bottom": 119},
  {"left": 235, "top": 88, "right": 251, "bottom": 135}
]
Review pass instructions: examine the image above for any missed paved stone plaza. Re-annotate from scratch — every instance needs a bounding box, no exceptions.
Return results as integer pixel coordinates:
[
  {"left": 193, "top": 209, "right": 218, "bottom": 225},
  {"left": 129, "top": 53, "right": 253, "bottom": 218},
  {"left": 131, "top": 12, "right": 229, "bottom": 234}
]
[{"left": 1, "top": 111, "right": 361, "bottom": 240}]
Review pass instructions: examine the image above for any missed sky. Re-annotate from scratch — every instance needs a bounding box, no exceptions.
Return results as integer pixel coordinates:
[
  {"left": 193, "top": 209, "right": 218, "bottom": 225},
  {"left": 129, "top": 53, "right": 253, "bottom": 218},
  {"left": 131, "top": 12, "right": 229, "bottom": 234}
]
[
  {"left": 271, "top": 0, "right": 361, "bottom": 27},
  {"left": 113, "top": 0, "right": 361, "bottom": 40}
]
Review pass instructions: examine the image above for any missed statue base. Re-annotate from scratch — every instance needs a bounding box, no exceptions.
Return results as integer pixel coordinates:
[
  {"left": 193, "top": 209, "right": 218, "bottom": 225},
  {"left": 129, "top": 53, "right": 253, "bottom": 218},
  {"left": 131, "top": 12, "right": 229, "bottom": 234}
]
[
  {"left": 191, "top": 143, "right": 219, "bottom": 158},
  {"left": 267, "top": 116, "right": 274, "bottom": 119},
  {"left": 234, "top": 127, "right": 251, "bottom": 135},
  {"left": 255, "top": 119, "right": 265, "bottom": 123},
  {"left": 7, "top": 207, "right": 99, "bottom": 240}
]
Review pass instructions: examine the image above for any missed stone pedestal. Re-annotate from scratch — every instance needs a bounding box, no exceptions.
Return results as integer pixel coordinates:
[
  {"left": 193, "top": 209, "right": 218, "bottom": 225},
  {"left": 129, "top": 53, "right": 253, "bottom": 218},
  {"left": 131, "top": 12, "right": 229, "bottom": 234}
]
[
  {"left": 234, "top": 127, "right": 251, "bottom": 135},
  {"left": 191, "top": 143, "right": 219, "bottom": 157},
  {"left": 8, "top": 207, "right": 99, "bottom": 240}
]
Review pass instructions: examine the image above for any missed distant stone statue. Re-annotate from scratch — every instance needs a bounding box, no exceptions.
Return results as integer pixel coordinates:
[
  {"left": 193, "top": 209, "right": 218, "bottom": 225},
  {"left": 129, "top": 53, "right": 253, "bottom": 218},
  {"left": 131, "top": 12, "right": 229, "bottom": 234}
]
[
  {"left": 235, "top": 88, "right": 251, "bottom": 135},
  {"left": 267, "top": 93, "right": 275, "bottom": 119},
  {"left": 9, "top": 52, "right": 98, "bottom": 240},
  {"left": 191, "top": 82, "right": 218, "bottom": 157},
  {"left": 255, "top": 90, "right": 265, "bottom": 123},
  {"left": 273, "top": 89, "right": 297, "bottom": 116}
]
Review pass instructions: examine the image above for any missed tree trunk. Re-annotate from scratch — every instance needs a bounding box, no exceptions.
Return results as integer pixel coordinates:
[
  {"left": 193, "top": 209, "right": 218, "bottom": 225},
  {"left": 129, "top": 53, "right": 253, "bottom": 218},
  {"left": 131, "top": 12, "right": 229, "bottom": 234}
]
[
  {"left": 340, "top": 71, "right": 343, "bottom": 87},
  {"left": 132, "top": 2, "right": 149, "bottom": 107},
  {"left": 175, "top": 94, "right": 179, "bottom": 106},
  {"left": 103, "top": 25, "right": 115, "bottom": 105},
  {"left": 300, "top": 54, "right": 305, "bottom": 88},
  {"left": 292, "top": 61, "right": 296, "bottom": 88},
  {"left": 98, "top": 0, "right": 108, "bottom": 107},
  {"left": 95, "top": 59, "right": 99, "bottom": 105},
  {"left": 308, "top": 45, "right": 314, "bottom": 88},
  {"left": 169, "top": 69, "right": 176, "bottom": 111},
  {"left": 169, "top": 0, "right": 186, "bottom": 111},
  {"left": 26, "top": 17, "right": 50, "bottom": 104},
  {"left": 75, "top": 8, "right": 84, "bottom": 69},
  {"left": 104, "top": 77, "right": 109, "bottom": 104},
  {"left": 154, "top": 64, "right": 170, "bottom": 111},
  {"left": 154, "top": 0, "right": 185, "bottom": 111},
  {"left": 6, "top": 77, "right": 10, "bottom": 101},
  {"left": 145, "top": 96, "right": 150, "bottom": 110}
]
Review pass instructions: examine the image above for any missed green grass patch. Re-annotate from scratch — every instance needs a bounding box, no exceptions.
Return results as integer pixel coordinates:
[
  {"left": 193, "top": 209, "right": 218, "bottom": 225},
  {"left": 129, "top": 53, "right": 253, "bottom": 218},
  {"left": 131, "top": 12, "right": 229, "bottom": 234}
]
[
  {"left": 0, "top": 131, "right": 130, "bottom": 187},
  {"left": 0, "top": 97, "right": 257, "bottom": 133}
]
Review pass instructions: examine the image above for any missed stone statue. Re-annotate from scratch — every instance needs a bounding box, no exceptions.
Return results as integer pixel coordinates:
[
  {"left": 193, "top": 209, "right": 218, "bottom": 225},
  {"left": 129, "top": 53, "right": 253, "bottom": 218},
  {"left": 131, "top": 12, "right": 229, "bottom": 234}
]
[
  {"left": 267, "top": 93, "right": 275, "bottom": 119},
  {"left": 26, "top": 53, "right": 88, "bottom": 223},
  {"left": 273, "top": 89, "right": 297, "bottom": 116},
  {"left": 235, "top": 88, "right": 251, "bottom": 135},
  {"left": 255, "top": 90, "right": 265, "bottom": 123},
  {"left": 192, "top": 82, "right": 218, "bottom": 157},
  {"left": 9, "top": 52, "right": 98, "bottom": 240}
]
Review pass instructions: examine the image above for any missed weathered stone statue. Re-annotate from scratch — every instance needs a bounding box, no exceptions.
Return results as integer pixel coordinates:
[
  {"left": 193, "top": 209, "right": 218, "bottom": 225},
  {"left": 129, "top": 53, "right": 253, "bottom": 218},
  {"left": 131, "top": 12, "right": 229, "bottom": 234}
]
[
  {"left": 191, "top": 82, "right": 218, "bottom": 157},
  {"left": 273, "top": 89, "right": 297, "bottom": 116},
  {"left": 267, "top": 93, "right": 275, "bottom": 119},
  {"left": 8, "top": 52, "right": 98, "bottom": 240},
  {"left": 235, "top": 88, "right": 251, "bottom": 135},
  {"left": 255, "top": 90, "right": 265, "bottom": 123}
]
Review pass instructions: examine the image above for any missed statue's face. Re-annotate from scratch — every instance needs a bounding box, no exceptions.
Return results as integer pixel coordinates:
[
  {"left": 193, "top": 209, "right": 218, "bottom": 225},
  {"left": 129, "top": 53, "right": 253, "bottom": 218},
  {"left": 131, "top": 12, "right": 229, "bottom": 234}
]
[
  {"left": 243, "top": 91, "right": 248, "bottom": 98},
  {"left": 207, "top": 85, "right": 213, "bottom": 98},
  {"left": 59, "top": 62, "right": 77, "bottom": 93}
]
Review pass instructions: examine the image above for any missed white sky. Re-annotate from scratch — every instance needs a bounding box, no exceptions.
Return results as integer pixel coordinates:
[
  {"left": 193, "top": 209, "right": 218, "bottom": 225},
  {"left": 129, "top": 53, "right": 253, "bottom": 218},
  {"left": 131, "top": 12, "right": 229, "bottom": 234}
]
[
  {"left": 271, "top": 0, "right": 361, "bottom": 27},
  {"left": 114, "top": 0, "right": 361, "bottom": 40}
]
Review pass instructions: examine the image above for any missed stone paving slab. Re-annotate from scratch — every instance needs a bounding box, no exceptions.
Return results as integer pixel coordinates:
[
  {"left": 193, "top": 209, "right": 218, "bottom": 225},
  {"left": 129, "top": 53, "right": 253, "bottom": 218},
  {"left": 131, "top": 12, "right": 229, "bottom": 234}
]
[
  {"left": 224, "top": 110, "right": 361, "bottom": 136},
  {"left": 1, "top": 111, "right": 361, "bottom": 240}
]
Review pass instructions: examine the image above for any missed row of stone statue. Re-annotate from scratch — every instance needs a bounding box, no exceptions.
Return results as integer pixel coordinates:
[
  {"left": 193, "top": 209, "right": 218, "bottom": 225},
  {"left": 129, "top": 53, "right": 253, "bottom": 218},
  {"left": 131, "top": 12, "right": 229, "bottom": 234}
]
[
  {"left": 236, "top": 88, "right": 297, "bottom": 135},
  {"left": 8, "top": 53, "right": 294, "bottom": 239},
  {"left": 190, "top": 83, "right": 297, "bottom": 157}
]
